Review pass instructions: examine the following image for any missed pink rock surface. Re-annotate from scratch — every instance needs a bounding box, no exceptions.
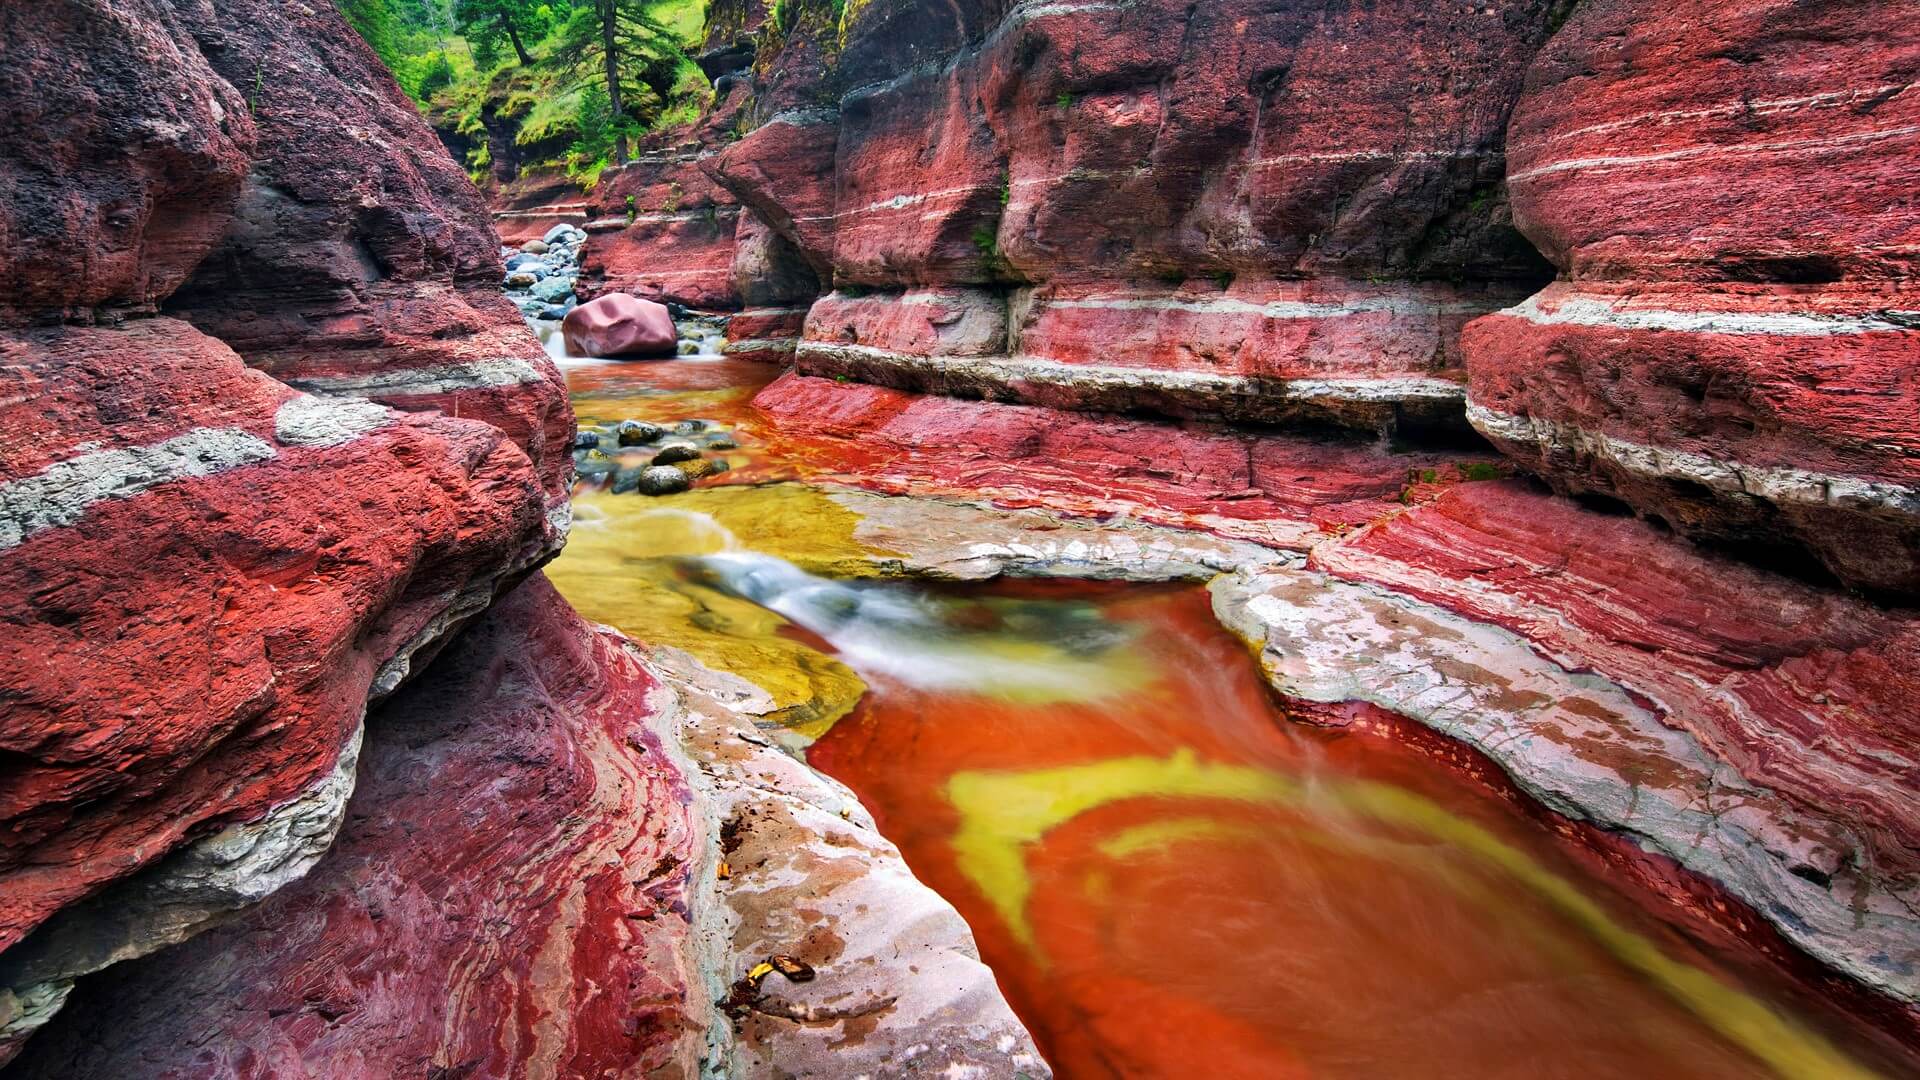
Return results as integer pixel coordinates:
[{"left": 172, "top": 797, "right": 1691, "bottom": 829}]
[
  {"left": 752, "top": 370, "right": 1477, "bottom": 546},
  {"left": 562, "top": 293, "right": 680, "bottom": 358},
  {"left": 1461, "top": 0, "right": 1920, "bottom": 595},
  {"left": 792, "top": 280, "right": 1525, "bottom": 429},
  {"left": 8, "top": 575, "right": 705, "bottom": 1078}
]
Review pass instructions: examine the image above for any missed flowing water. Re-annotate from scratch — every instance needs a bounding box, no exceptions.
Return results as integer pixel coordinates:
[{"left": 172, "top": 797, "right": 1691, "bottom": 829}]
[{"left": 549, "top": 347, "right": 1916, "bottom": 1079}]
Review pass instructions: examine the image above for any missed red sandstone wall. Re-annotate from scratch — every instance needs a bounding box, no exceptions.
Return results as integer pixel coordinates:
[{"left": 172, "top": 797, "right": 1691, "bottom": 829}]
[
  {"left": 699, "top": 0, "right": 1567, "bottom": 431},
  {"left": 1461, "top": 0, "right": 1920, "bottom": 596},
  {"left": 0, "top": 0, "right": 568, "bottom": 1059}
]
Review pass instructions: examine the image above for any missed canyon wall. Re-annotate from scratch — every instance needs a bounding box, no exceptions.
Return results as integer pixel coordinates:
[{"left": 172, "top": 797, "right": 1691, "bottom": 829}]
[
  {"left": 1461, "top": 0, "right": 1920, "bottom": 598},
  {"left": 1, "top": 4, "right": 1046, "bottom": 1073},
  {"left": 0, "top": 0, "right": 566, "bottom": 1059},
  {"left": 688, "top": 0, "right": 1566, "bottom": 432}
]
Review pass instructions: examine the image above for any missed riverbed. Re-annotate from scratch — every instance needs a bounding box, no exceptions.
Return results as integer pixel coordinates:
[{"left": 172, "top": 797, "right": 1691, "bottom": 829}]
[{"left": 545, "top": 343, "right": 1912, "bottom": 1080}]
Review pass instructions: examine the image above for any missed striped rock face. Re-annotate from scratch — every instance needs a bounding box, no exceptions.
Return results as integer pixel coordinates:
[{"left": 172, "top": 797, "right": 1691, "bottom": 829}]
[
  {"left": 582, "top": 147, "right": 745, "bottom": 310},
  {"left": 705, "top": 0, "right": 1570, "bottom": 430},
  {"left": 794, "top": 281, "right": 1528, "bottom": 430},
  {"left": 1463, "top": 0, "right": 1920, "bottom": 595},
  {"left": 6, "top": 577, "right": 703, "bottom": 1078},
  {"left": 0, "top": 321, "right": 560, "bottom": 1061},
  {"left": 150, "top": 0, "right": 574, "bottom": 501},
  {"left": 0, "top": 0, "right": 575, "bottom": 1058}
]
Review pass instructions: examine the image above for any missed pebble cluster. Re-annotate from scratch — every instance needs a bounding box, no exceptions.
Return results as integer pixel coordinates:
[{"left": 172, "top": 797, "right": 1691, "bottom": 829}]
[
  {"left": 573, "top": 417, "right": 738, "bottom": 495},
  {"left": 503, "top": 223, "right": 586, "bottom": 320}
]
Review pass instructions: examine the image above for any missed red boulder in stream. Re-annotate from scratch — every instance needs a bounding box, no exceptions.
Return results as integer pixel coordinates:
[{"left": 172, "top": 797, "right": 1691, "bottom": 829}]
[{"left": 562, "top": 293, "right": 680, "bottom": 358}]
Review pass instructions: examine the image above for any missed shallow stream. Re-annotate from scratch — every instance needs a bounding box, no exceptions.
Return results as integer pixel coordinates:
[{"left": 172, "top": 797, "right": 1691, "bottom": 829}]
[{"left": 546, "top": 342, "right": 1912, "bottom": 1079}]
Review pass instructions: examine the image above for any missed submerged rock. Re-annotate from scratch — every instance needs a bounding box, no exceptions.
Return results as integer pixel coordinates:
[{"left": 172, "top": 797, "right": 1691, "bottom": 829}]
[
  {"left": 616, "top": 419, "right": 664, "bottom": 446},
  {"left": 529, "top": 275, "right": 575, "bottom": 304},
  {"left": 635, "top": 465, "right": 693, "bottom": 495},
  {"left": 652, "top": 442, "right": 702, "bottom": 465}
]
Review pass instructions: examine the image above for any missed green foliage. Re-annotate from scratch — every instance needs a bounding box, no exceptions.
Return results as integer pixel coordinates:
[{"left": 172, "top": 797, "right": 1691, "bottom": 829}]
[
  {"left": 350, "top": 0, "right": 713, "bottom": 183},
  {"left": 454, "top": 0, "right": 547, "bottom": 67},
  {"left": 340, "top": 0, "right": 403, "bottom": 66},
  {"left": 417, "top": 51, "right": 457, "bottom": 95}
]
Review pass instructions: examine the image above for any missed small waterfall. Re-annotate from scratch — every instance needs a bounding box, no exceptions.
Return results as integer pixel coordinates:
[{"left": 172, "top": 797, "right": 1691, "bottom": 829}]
[{"left": 686, "top": 551, "right": 1148, "bottom": 703}]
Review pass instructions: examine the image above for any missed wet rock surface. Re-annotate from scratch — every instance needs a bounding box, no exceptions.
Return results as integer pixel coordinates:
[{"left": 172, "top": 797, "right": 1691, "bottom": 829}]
[{"left": 15, "top": 575, "right": 1050, "bottom": 1078}]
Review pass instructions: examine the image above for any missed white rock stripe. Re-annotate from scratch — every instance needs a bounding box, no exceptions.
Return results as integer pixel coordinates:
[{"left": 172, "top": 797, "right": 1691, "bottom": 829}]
[
  {"left": 797, "top": 340, "right": 1465, "bottom": 405},
  {"left": 0, "top": 398, "right": 394, "bottom": 552},
  {"left": 1467, "top": 403, "right": 1920, "bottom": 515},
  {"left": 734, "top": 305, "right": 814, "bottom": 318},
  {"left": 760, "top": 107, "right": 840, "bottom": 129},
  {"left": 1509, "top": 122, "right": 1920, "bottom": 182},
  {"left": 1, "top": 722, "right": 365, "bottom": 1049},
  {"left": 821, "top": 288, "right": 1503, "bottom": 318},
  {"left": 1533, "top": 83, "right": 1913, "bottom": 146},
  {"left": 494, "top": 203, "right": 593, "bottom": 218},
  {"left": 282, "top": 357, "right": 552, "bottom": 397},
  {"left": 619, "top": 208, "right": 742, "bottom": 225},
  {"left": 1497, "top": 292, "right": 1917, "bottom": 336},
  {"left": 795, "top": 184, "right": 982, "bottom": 223},
  {"left": 1249, "top": 147, "right": 1484, "bottom": 168},
  {"left": 722, "top": 337, "right": 798, "bottom": 355},
  {"left": 1042, "top": 292, "right": 1502, "bottom": 319}
]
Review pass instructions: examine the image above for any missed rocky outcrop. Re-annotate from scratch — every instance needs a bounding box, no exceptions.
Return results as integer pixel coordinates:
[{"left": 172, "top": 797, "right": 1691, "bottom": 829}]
[
  {"left": 0, "top": 0, "right": 252, "bottom": 321},
  {"left": 581, "top": 139, "right": 746, "bottom": 310},
  {"left": 0, "top": 320, "right": 557, "bottom": 1063},
  {"left": 1296, "top": 480, "right": 1920, "bottom": 1011},
  {"left": 158, "top": 0, "right": 574, "bottom": 499},
  {"left": 1461, "top": 0, "right": 1920, "bottom": 596},
  {"left": 13, "top": 575, "right": 1049, "bottom": 1077},
  {"left": 0, "top": 0, "right": 566, "bottom": 1060},
  {"left": 702, "top": 0, "right": 1564, "bottom": 430},
  {"left": 9, "top": 576, "right": 700, "bottom": 1077}
]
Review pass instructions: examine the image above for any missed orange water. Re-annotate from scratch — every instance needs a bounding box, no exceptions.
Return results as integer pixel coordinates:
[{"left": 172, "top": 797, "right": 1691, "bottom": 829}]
[
  {"left": 803, "top": 583, "right": 1907, "bottom": 1080},
  {"left": 559, "top": 358, "right": 1912, "bottom": 1080}
]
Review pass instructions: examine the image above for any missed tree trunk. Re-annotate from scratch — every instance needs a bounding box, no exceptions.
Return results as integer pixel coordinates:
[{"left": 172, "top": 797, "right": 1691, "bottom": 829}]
[
  {"left": 599, "top": 0, "right": 628, "bottom": 163},
  {"left": 503, "top": 16, "right": 532, "bottom": 65}
]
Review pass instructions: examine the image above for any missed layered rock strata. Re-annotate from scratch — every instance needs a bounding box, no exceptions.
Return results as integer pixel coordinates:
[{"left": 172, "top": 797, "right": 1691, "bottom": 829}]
[
  {"left": 0, "top": 0, "right": 566, "bottom": 1060},
  {"left": 1461, "top": 0, "right": 1920, "bottom": 595},
  {"left": 0, "top": 321, "right": 558, "bottom": 1063},
  {"left": 157, "top": 0, "right": 574, "bottom": 500},
  {"left": 705, "top": 0, "right": 1565, "bottom": 430}
]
